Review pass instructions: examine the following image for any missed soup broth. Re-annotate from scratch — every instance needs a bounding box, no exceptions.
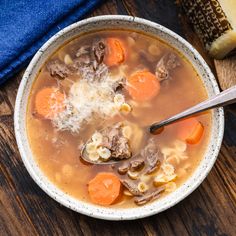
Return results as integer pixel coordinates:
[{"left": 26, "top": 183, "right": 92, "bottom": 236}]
[{"left": 27, "top": 30, "right": 211, "bottom": 207}]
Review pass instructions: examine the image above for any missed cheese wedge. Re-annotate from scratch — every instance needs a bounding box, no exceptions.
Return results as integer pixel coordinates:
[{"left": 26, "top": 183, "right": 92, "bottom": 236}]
[{"left": 182, "top": 0, "right": 236, "bottom": 59}]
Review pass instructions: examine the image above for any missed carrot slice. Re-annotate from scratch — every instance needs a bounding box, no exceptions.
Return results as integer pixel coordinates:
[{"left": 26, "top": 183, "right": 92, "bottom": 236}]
[
  {"left": 186, "top": 122, "right": 204, "bottom": 144},
  {"left": 88, "top": 172, "right": 121, "bottom": 206},
  {"left": 105, "top": 38, "right": 125, "bottom": 66},
  {"left": 177, "top": 117, "right": 204, "bottom": 144},
  {"left": 35, "top": 87, "right": 65, "bottom": 119},
  {"left": 127, "top": 70, "right": 160, "bottom": 102}
]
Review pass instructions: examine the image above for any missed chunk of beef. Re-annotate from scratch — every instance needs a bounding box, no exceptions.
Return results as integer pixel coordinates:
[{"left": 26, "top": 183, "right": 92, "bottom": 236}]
[
  {"left": 92, "top": 40, "right": 106, "bottom": 66},
  {"left": 134, "top": 186, "right": 165, "bottom": 205},
  {"left": 112, "top": 136, "right": 131, "bottom": 159},
  {"left": 75, "top": 40, "right": 105, "bottom": 68},
  {"left": 113, "top": 77, "right": 126, "bottom": 92},
  {"left": 73, "top": 41, "right": 109, "bottom": 82},
  {"left": 121, "top": 179, "right": 143, "bottom": 196},
  {"left": 47, "top": 60, "right": 71, "bottom": 79},
  {"left": 155, "top": 53, "right": 180, "bottom": 81},
  {"left": 101, "top": 123, "right": 132, "bottom": 160},
  {"left": 141, "top": 138, "right": 162, "bottom": 174},
  {"left": 129, "top": 159, "right": 145, "bottom": 172}
]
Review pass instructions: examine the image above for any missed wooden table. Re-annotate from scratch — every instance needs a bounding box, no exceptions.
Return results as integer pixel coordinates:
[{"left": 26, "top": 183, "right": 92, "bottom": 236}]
[{"left": 0, "top": 1, "right": 235, "bottom": 235}]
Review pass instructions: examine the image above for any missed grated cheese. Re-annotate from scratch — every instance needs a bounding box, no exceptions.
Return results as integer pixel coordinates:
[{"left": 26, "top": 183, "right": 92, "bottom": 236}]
[{"left": 51, "top": 71, "right": 127, "bottom": 133}]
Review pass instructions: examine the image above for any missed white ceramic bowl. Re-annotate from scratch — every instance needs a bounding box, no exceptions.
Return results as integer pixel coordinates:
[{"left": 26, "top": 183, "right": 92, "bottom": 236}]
[{"left": 14, "top": 15, "right": 224, "bottom": 220}]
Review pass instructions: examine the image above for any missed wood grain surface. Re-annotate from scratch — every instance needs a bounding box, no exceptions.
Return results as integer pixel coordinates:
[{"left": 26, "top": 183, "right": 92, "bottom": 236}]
[
  {"left": 0, "top": 1, "right": 235, "bottom": 235},
  {"left": 214, "top": 56, "right": 236, "bottom": 90}
]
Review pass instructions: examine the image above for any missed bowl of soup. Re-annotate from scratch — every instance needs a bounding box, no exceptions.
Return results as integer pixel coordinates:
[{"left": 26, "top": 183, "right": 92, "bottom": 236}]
[{"left": 14, "top": 15, "right": 224, "bottom": 220}]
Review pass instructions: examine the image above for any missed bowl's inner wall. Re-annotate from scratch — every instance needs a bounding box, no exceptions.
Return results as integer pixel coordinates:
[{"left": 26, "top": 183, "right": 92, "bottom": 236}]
[{"left": 15, "top": 16, "right": 223, "bottom": 220}]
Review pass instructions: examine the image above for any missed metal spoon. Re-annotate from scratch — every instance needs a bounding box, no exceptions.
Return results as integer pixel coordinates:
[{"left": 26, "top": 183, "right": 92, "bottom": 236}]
[{"left": 81, "top": 85, "right": 236, "bottom": 164}]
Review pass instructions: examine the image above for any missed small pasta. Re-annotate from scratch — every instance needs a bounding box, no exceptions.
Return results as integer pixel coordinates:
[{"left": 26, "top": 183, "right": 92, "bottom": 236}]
[
  {"left": 165, "top": 182, "right": 177, "bottom": 192},
  {"left": 161, "top": 163, "right": 175, "bottom": 176},
  {"left": 123, "top": 189, "right": 133, "bottom": 197},
  {"left": 91, "top": 132, "right": 103, "bottom": 145},
  {"left": 164, "top": 174, "right": 177, "bottom": 182},
  {"left": 174, "top": 140, "right": 187, "bottom": 153},
  {"left": 166, "top": 154, "right": 180, "bottom": 165},
  {"left": 127, "top": 36, "right": 136, "bottom": 46},
  {"left": 122, "top": 125, "right": 132, "bottom": 139},
  {"left": 88, "top": 151, "right": 100, "bottom": 161},
  {"left": 127, "top": 170, "right": 139, "bottom": 180},
  {"left": 153, "top": 173, "right": 177, "bottom": 186},
  {"left": 97, "top": 147, "right": 111, "bottom": 160},
  {"left": 120, "top": 103, "right": 132, "bottom": 114},
  {"left": 137, "top": 182, "right": 148, "bottom": 193},
  {"left": 64, "top": 54, "right": 73, "bottom": 65},
  {"left": 85, "top": 142, "right": 97, "bottom": 153},
  {"left": 114, "top": 94, "right": 125, "bottom": 106}
]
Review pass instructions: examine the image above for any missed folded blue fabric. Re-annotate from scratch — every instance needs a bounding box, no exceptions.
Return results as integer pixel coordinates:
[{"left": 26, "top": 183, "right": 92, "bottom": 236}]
[{"left": 0, "top": 0, "right": 103, "bottom": 85}]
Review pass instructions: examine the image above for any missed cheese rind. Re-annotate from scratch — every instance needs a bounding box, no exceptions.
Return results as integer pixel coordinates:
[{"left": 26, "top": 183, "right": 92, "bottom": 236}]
[
  {"left": 182, "top": 0, "right": 236, "bottom": 59},
  {"left": 210, "top": 30, "right": 236, "bottom": 58}
]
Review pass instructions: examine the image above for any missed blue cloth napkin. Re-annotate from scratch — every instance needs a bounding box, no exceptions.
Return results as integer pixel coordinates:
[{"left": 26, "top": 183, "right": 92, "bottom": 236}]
[{"left": 0, "top": 0, "right": 103, "bottom": 85}]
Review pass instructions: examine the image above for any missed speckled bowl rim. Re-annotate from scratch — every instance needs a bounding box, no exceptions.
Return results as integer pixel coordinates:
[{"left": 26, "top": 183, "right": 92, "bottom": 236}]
[{"left": 14, "top": 15, "right": 224, "bottom": 220}]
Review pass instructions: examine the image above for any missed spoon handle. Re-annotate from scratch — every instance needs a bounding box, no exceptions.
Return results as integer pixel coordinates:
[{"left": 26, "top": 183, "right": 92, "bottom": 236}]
[{"left": 150, "top": 85, "right": 236, "bottom": 133}]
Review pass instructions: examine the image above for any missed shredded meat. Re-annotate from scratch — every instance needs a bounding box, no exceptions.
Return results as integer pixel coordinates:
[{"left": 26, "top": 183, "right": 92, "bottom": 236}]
[
  {"left": 101, "top": 123, "right": 132, "bottom": 160},
  {"left": 155, "top": 53, "right": 180, "bottom": 81},
  {"left": 141, "top": 138, "right": 162, "bottom": 174},
  {"left": 121, "top": 179, "right": 143, "bottom": 196},
  {"left": 134, "top": 187, "right": 165, "bottom": 205},
  {"left": 47, "top": 60, "right": 71, "bottom": 79},
  {"left": 129, "top": 159, "right": 145, "bottom": 172},
  {"left": 73, "top": 41, "right": 108, "bottom": 82}
]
